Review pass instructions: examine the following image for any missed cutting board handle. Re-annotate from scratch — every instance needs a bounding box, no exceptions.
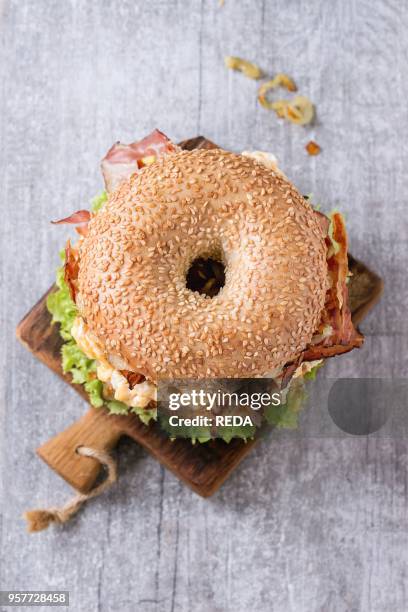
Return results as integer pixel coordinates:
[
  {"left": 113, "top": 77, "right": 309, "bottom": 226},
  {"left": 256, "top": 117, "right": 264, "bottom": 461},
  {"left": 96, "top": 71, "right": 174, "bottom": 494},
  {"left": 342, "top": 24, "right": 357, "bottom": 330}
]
[{"left": 37, "top": 408, "right": 122, "bottom": 494}]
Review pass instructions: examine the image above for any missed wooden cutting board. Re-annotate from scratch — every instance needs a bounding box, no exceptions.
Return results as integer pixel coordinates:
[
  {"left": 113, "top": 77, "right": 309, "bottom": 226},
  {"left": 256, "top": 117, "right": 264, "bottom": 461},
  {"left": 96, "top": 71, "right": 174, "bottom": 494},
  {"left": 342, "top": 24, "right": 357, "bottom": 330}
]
[{"left": 16, "top": 136, "right": 384, "bottom": 497}]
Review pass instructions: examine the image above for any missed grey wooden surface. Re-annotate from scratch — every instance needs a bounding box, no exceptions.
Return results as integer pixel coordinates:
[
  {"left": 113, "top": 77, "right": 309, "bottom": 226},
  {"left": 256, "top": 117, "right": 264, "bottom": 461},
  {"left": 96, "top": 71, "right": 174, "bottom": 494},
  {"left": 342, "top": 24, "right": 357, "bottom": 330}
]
[{"left": 0, "top": 0, "right": 407, "bottom": 610}]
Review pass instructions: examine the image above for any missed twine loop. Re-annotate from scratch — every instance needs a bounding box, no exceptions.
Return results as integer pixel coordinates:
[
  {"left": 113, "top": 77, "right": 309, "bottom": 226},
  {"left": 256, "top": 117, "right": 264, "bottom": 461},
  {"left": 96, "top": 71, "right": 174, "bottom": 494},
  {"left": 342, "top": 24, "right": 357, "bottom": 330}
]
[{"left": 24, "top": 446, "right": 117, "bottom": 533}]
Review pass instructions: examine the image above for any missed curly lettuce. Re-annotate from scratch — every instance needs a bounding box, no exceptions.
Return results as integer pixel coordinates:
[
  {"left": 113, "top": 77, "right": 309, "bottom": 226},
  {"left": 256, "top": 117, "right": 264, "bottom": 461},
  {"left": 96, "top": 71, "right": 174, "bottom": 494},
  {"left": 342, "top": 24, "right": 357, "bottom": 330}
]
[{"left": 264, "top": 378, "right": 306, "bottom": 429}]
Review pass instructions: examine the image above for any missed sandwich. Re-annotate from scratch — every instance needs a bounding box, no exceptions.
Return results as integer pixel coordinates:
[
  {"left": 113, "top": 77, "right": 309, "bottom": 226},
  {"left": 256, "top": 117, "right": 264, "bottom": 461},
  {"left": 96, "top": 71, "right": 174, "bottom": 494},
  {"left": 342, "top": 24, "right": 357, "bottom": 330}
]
[{"left": 47, "top": 129, "right": 363, "bottom": 440}]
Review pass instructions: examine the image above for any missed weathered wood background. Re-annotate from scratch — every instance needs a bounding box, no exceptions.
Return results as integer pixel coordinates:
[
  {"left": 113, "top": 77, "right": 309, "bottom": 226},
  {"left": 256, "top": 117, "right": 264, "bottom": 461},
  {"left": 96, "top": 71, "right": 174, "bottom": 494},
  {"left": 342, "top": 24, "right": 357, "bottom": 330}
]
[{"left": 1, "top": 1, "right": 407, "bottom": 611}]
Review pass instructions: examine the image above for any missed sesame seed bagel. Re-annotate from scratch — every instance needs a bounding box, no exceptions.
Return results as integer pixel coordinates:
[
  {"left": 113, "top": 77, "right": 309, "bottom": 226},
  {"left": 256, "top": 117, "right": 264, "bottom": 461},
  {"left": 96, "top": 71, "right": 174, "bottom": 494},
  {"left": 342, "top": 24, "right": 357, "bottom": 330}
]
[{"left": 77, "top": 148, "right": 328, "bottom": 381}]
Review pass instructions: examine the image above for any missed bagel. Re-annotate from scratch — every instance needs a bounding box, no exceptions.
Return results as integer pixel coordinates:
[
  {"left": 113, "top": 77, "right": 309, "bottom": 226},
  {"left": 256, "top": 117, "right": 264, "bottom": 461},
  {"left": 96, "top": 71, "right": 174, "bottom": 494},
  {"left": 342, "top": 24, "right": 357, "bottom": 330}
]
[{"left": 76, "top": 148, "right": 328, "bottom": 382}]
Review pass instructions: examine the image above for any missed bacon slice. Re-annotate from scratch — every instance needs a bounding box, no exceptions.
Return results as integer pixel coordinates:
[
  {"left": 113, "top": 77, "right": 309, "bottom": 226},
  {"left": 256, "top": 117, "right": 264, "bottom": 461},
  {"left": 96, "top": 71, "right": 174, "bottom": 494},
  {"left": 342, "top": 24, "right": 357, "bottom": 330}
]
[
  {"left": 303, "top": 212, "right": 364, "bottom": 361},
  {"left": 75, "top": 224, "right": 89, "bottom": 237},
  {"left": 64, "top": 240, "right": 80, "bottom": 302},
  {"left": 280, "top": 356, "right": 302, "bottom": 390},
  {"left": 51, "top": 210, "right": 91, "bottom": 225},
  {"left": 279, "top": 213, "right": 363, "bottom": 383},
  {"left": 101, "top": 129, "right": 179, "bottom": 193},
  {"left": 52, "top": 209, "right": 91, "bottom": 239}
]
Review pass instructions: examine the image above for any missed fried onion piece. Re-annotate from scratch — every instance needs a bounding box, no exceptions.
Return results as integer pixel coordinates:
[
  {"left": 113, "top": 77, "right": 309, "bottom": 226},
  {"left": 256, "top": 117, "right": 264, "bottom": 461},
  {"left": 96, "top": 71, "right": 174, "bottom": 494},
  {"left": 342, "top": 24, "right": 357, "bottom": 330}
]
[
  {"left": 271, "top": 100, "right": 289, "bottom": 117},
  {"left": 285, "top": 96, "right": 314, "bottom": 125},
  {"left": 120, "top": 370, "right": 146, "bottom": 390},
  {"left": 259, "top": 72, "right": 297, "bottom": 95},
  {"left": 259, "top": 90, "right": 314, "bottom": 126},
  {"left": 274, "top": 72, "right": 297, "bottom": 91},
  {"left": 258, "top": 80, "right": 282, "bottom": 110},
  {"left": 224, "top": 56, "right": 264, "bottom": 79},
  {"left": 306, "top": 140, "right": 321, "bottom": 156},
  {"left": 258, "top": 74, "right": 297, "bottom": 112}
]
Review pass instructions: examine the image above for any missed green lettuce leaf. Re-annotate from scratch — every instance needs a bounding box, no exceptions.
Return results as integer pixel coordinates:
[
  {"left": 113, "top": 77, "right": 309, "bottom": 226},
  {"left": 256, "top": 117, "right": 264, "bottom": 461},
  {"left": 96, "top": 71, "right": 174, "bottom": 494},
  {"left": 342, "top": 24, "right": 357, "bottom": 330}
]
[
  {"left": 131, "top": 405, "right": 158, "bottom": 425},
  {"left": 105, "top": 399, "right": 128, "bottom": 415},
  {"left": 84, "top": 379, "right": 105, "bottom": 408},
  {"left": 91, "top": 191, "right": 108, "bottom": 212},
  {"left": 46, "top": 256, "right": 78, "bottom": 341},
  {"left": 217, "top": 423, "right": 256, "bottom": 443},
  {"left": 304, "top": 361, "right": 324, "bottom": 381},
  {"left": 264, "top": 379, "right": 306, "bottom": 429}
]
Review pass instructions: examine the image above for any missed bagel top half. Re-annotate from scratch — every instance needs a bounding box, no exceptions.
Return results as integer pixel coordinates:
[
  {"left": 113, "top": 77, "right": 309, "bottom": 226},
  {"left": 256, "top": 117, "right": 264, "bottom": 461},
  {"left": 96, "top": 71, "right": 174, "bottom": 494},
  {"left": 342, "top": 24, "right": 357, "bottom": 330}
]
[{"left": 76, "top": 148, "right": 328, "bottom": 381}]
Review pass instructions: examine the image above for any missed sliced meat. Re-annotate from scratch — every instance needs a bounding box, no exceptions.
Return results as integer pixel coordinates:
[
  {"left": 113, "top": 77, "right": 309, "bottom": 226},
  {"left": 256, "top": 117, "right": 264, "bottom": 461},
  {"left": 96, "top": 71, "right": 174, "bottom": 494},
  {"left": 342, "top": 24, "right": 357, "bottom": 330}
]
[
  {"left": 52, "top": 210, "right": 91, "bottom": 238},
  {"left": 280, "top": 356, "right": 303, "bottom": 390},
  {"left": 303, "top": 212, "right": 364, "bottom": 361},
  {"left": 101, "top": 129, "right": 179, "bottom": 193},
  {"left": 75, "top": 224, "right": 89, "bottom": 237},
  {"left": 51, "top": 210, "right": 91, "bottom": 225}
]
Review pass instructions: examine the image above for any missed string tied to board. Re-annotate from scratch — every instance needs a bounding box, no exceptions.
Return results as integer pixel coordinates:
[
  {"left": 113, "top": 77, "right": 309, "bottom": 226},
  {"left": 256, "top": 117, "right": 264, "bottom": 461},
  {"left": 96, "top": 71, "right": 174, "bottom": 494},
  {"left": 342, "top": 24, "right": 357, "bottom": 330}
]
[{"left": 23, "top": 446, "right": 117, "bottom": 533}]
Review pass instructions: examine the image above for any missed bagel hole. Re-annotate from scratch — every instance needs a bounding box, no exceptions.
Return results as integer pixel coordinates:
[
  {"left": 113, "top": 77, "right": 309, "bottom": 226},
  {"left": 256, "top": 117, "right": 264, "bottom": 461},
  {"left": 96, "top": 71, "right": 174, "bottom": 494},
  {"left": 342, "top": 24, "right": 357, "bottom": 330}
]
[{"left": 186, "top": 257, "right": 225, "bottom": 297}]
